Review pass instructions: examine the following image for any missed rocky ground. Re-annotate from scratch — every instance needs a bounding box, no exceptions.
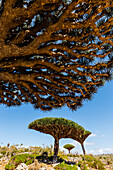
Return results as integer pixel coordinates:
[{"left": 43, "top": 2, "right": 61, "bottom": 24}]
[
  {"left": 0, "top": 157, "right": 56, "bottom": 170},
  {"left": 94, "top": 154, "right": 113, "bottom": 170},
  {"left": 1, "top": 154, "right": 113, "bottom": 169},
  {"left": 66, "top": 156, "right": 113, "bottom": 170},
  {"left": 0, "top": 156, "right": 9, "bottom": 170}
]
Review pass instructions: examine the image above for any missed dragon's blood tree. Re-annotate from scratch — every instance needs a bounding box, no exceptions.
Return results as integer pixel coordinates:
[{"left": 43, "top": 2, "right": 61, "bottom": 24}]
[
  {"left": 0, "top": 0, "right": 113, "bottom": 111},
  {"left": 28, "top": 117, "right": 91, "bottom": 162},
  {"left": 63, "top": 144, "right": 75, "bottom": 154}
]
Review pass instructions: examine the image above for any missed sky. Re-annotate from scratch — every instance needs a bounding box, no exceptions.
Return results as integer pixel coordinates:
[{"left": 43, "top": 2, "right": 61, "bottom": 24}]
[
  {"left": 0, "top": 0, "right": 113, "bottom": 157},
  {"left": 0, "top": 80, "right": 113, "bottom": 155}
]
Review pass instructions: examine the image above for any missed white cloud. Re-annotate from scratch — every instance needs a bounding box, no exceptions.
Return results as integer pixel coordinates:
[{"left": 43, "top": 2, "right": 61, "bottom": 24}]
[
  {"left": 70, "top": 141, "right": 80, "bottom": 146},
  {"left": 88, "top": 147, "right": 113, "bottom": 155},
  {"left": 104, "top": 148, "right": 113, "bottom": 152},
  {"left": 89, "top": 133, "right": 97, "bottom": 137},
  {"left": 101, "top": 134, "right": 106, "bottom": 137},
  {"left": 84, "top": 141, "right": 95, "bottom": 146}
]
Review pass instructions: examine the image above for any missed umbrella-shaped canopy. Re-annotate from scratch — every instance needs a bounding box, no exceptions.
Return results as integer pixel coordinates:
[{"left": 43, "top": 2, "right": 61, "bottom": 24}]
[
  {"left": 28, "top": 117, "right": 91, "bottom": 160},
  {"left": 28, "top": 117, "right": 91, "bottom": 143}
]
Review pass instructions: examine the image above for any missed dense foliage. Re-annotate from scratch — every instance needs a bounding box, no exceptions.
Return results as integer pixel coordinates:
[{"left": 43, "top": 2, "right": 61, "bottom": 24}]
[
  {"left": 0, "top": 0, "right": 112, "bottom": 111},
  {"left": 28, "top": 117, "right": 91, "bottom": 144}
]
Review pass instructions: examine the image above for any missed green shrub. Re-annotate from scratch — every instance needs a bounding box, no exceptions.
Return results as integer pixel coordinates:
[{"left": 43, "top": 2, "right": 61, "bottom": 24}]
[
  {"left": 54, "top": 162, "right": 78, "bottom": 170},
  {"left": 78, "top": 160, "right": 82, "bottom": 167},
  {"left": 107, "top": 160, "right": 112, "bottom": 165},
  {"left": 5, "top": 153, "right": 35, "bottom": 169},
  {"left": 1, "top": 150, "right": 6, "bottom": 155},
  {"left": 5, "top": 163, "right": 15, "bottom": 170},
  {"left": 24, "top": 148, "right": 29, "bottom": 152},
  {"left": 91, "top": 159, "right": 105, "bottom": 170},
  {"left": 84, "top": 154, "right": 94, "bottom": 162},
  {"left": 58, "top": 154, "right": 69, "bottom": 161},
  {"left": 0, "top": 155, "right": 3, "bottom": 158},
  {"left": 81, "top": 163, "right": 88, "bottom": 170},
  {"left": 12, "top": 154, "right": 34, "bottom": 165},
  {"left": 77, "top": 161, "right": 88, "bottom": 170},
  {"left": 77, "top": 155, "right": 105, "bottom": 170},
  {"left": 67, "top": 154, "right": 79, "bottom": 157}
]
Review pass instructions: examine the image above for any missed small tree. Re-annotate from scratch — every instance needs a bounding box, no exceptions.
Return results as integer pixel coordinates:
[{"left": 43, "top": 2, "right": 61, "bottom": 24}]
[
  {"left": 63, "top": 144, "right": 75, "bottom": 154},
  {"left": 28, "top": 117, "right": 91, "bottom": 162}
]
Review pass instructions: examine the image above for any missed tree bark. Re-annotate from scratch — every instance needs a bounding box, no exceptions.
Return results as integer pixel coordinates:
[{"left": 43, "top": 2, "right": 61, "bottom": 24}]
[
  {"left": 81, "top": 143, "right": 86, "bottom": 155},
  {"left": 53, "top": 138, "right": 59, "bottom": 163}
]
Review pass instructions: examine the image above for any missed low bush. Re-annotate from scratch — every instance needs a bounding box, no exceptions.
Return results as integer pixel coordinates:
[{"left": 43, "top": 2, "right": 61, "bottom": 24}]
[
  {"left": 0, "top": 155, "right": 3, "bottom": 158},
  {"left": 58, "top": 154, "right": 69, "bottom": 161},
  {"left": 91, "top": 159, "right": 105, "bottom": 170},
  {"left": 67, "top": 154, "right": 79, "bottom": 157},
  {"left": 84, "top": 154, "right": 94, "bottom": 162},
  {"left": 5, "top": 163, "right": 15, "bottom": 170},
  {"left": 107, "top": 160, "right": 112, "bottom": 165},
  {"left": 5, "top": 153, "right": 35, "bottom": 170},
  {"left": 78, "top": 155, "right": 105, "bottom": 170},
  {"left": 1, "top": 150, "right": 6, "bottom": 156},
  {"left": 54, "top": 162, "right": 78, "bottom": 170},
  {"left": 78, "top": 161, "right": 88, "bottom": 170}
]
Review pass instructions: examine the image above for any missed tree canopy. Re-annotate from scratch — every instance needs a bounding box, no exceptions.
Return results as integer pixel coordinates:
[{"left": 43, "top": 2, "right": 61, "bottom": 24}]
[
  {"left": 28, "top": 117, "right": 91, "bottom": 159},
  {"left": 28, "top": 117, "right": 91, "bottom": 143},
  {"left": 63, "top": 144, "right": 75, "bottom": 153},
  {"left": 0, "top": 0, "right": 113, "bottom": 110}
]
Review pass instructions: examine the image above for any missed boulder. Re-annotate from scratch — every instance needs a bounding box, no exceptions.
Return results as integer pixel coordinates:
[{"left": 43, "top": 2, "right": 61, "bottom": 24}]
[{"left": 16, "top": 163, "right": 28, "bottom": 170}]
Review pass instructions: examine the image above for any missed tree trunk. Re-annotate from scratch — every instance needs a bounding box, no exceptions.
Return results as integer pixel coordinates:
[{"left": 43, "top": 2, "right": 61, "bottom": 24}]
[
  {"left": 53, "top": 138, "right": 59, "bottom": 163},
  {"left": 69, "top": 150, "right": 70, "bottom": 154},
  {"left": 81, "top": 143, "right": 86, "bottom": 155}
]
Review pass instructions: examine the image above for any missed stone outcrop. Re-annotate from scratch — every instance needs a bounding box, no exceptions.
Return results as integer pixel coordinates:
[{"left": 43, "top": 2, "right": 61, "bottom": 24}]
[{"left": 16, "top": 163, "right": 28, "bottom": 170}]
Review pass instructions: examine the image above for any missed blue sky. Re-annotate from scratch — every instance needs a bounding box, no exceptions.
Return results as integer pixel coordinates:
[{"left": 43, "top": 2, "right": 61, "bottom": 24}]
[{"left": 0, "top": 80, "right": 113, "bottom": 155}]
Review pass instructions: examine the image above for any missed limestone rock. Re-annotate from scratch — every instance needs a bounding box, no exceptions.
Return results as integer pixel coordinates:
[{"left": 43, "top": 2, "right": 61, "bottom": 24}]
[{"left": 16, "top": 163, "right": 28, "bottom": 170}]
